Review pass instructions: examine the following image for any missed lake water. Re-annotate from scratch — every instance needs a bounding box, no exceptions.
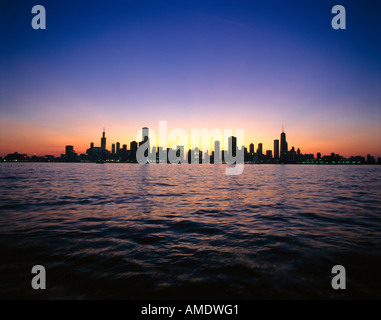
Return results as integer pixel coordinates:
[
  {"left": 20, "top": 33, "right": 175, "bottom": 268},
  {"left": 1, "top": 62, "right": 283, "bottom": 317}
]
[{"left": 0, "top": 163, "right": 380, "bottom": 299}]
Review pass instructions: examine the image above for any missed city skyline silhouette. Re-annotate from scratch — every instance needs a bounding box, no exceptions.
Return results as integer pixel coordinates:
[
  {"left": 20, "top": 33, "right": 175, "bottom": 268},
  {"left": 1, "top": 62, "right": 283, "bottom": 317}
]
[
  {"left": 1, "top": 1, "right": 380, "bottom": 159},
  {"left": 1, "top": 0, "right": 381, "bottom": 302},
  {"left": 2, "top": 127, "right": 379, "bottom": 165}
]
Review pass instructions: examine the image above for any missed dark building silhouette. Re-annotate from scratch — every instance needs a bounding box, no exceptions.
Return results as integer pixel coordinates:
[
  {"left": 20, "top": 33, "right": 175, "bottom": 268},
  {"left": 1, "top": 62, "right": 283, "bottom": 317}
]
[
  {"left": 280, "top": 130, "right": 288, "bottom": 161},
  {"left": 228, "top": 136, "right": 237, "bottom": 158},
  {"left": 249, "top": 143, "right": 254, "bottom": 154},
  {"left": 280, "top": 131, "right": 287, "bottom": 153},
  {"left": 64, "top": 145, "right": 77, "bottom": 162},
  {"left": 7, "top": 126, "right": 379, "bottom": 165},
  {"left": 367, "top": 154, "right": 376, "bottom": 164},
  {"left": 130, "top": 141, "right": 138, "bottom": 162},
  {"left": 65, "top": 145, "right": 74, "bottom": 156},
  {"left": 101, "top": 129, "right": 106, "bottom": 150},
  {"left": 257, "top": 143, "right": 263, "bottom": 158},
  {"left": 274, "top": 139, "right": 279, "bottom": 159},
  {"left": 85, "top": 130, "right": 110, "bottom": 161},
  {"left": 4, "top": 152, "right": 28, "bottom": 162},
  {"left": 266, "top": 150, "right": 272, "bottom": 161},
  {"left": 117, "top": 144, "right": 129, "bottom": 162},
  {"left": 290, "top": 146, "right": 296, "bottom": 162}
]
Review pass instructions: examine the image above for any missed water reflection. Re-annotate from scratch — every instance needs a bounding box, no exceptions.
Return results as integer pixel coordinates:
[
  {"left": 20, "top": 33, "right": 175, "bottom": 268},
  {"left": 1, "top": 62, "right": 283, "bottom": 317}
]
[{"left": 0, "top": 163, "right": 380, "bottom": 299}]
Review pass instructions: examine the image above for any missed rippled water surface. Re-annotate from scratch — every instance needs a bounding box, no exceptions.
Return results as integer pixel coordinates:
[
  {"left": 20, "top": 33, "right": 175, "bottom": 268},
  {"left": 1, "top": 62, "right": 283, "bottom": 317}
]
[{"left": 0, "top": 163, "right": 380, "bottom": 299}]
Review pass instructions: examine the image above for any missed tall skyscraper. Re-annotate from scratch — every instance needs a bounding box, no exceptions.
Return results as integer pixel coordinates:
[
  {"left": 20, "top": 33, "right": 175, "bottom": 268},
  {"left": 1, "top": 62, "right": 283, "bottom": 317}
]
[
  {"left": 257, "top": 143, "right": 263, "bottom": 156},
  {"left": 249, "top": 143, "right": 254, "bottom": 154},
  {"left": 280, "top": 130, "right": 288, "bottom": 161},
  {"left": 101, "top": 129, "right": 106, "bottom": 150},
  {"left": 111, "top": 143, "right": 115, "bottom": 155},
  {"left": 116, "top": 142, "right": 120, "bottom": 154},
  {"left": 130, "top": 141, "right": 138, "bottom": 162},
  {"left": 280, "top": 131, "right": 287, "bottom": 153},
  {"left": 228, "top": 136, "right": 237, "bottom": 157},
  {"left": 274, "top": 139, "right": 279, "bottom": 159}
]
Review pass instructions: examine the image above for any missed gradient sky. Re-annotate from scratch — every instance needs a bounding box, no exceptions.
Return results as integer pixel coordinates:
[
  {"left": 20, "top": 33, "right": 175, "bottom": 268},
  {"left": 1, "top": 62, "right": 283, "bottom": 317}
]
[{"left": 1, "top": 0, "right": 380, "bottom": 157}]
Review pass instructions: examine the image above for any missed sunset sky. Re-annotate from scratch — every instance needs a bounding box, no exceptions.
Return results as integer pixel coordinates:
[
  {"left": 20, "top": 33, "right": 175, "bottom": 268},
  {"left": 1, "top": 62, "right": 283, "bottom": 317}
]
[{"left": 0, "top": 0, "right": 380, "bottom": 158}]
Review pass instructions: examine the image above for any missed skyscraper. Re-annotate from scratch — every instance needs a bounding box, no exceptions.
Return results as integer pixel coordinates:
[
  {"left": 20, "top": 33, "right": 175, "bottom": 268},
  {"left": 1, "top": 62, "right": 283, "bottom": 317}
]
[
  {"left": 130, "top": 141, "right": 138, "bottom": 162},
  {"left": 111, "top": 143, "right": 115, "bottom": 155},
  {"left": 116, "top": 142, "right": 120, "bottom": 154},
  {"left": 257, "top": 143, "right": 263, "bottom": 157},
  {"left": 280, "top": 131, "right": 287, "bottom": 153},
  {"left": 280, "top": 130, "right": 288, "bottom": 161},
  {"left": 249, "top": 143, "right": 254, "bottom": 154},
  {"left": 274, "top": 139, "right": 279, "bottom": 159},
  {"left": 228, "top": 136, "right": 237, "bottom": 157},
  {"left": 101, "top": 129, "right": 106, "bottom": 150}
]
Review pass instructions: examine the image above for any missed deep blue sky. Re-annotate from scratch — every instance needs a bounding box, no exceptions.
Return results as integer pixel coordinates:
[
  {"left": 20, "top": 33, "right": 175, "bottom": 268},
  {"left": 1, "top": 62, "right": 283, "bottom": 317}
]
[{"left": 0, "top": 0, "right": 380, "bottom": 156}]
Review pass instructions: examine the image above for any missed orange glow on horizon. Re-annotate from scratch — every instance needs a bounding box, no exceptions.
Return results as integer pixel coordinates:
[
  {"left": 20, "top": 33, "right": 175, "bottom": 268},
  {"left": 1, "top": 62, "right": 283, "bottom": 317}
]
[{"left": 1, "top": 115, "right": 380, "bottom": 159}]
